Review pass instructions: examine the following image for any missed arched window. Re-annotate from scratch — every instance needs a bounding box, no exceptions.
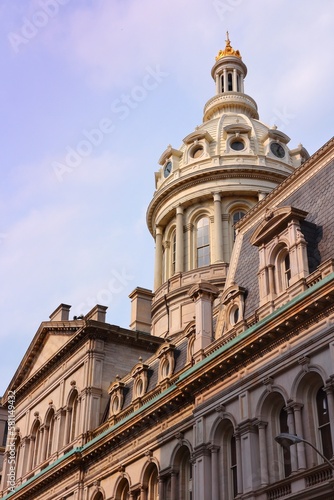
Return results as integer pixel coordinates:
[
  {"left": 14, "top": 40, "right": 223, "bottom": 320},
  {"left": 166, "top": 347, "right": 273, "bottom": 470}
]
[
  {"left": 316, "top": 387, "right": 333, "bottom": 460},
  {"left": 45, "top": 408, "right": 55, "bottom": 459},
  {"left": 92, "top": 491, "right": 103, "bottom": 500},
  {"left": 14, "top": 435, "right": 21, "bottom": 480},
  {"left": 213, "top": 419, "right": 238, "bottom": 498},
  {"left": 196, "top": 217, "right": 210, "bottom": 267},
  {"left": 31, "top": 420, "right": 41, "bottom": 469},
  {"left": 232, "top": 210, "right": 246, "bottom": 241},
  {"left": 261, "top": 392, "right": 289, "bottom": 482},
  {"left": 236, "top": 74, "right": 241, "bottom": 92},
  {"left": 230, "top": 434, "right": 237, "bottom": 497},
  {"left": 143, "top": 463, "right": 159, "bottom": 500},
  {"left": 274, "top": 245, "right": 291, "bottom": 293},
  {"left": 92, "top": 492, "right": 104, "bottom": 500},
  {"left": 228, "top": 72, "right": 233, "bottom": 91},
  {"left": 171, "top": 231, "right": 176, "bottom": 275},
  {"left": 176, "top": 446, "right": 192, "bottom": 500},
  {"left": 115, "top": 478, "right": 130, "bottom": 500},
  {"left": 2, "top": 421, "right": 8, "bottom": 447},
  {"left": 66, "top": 390, "right": 79, "bottom": 444}
]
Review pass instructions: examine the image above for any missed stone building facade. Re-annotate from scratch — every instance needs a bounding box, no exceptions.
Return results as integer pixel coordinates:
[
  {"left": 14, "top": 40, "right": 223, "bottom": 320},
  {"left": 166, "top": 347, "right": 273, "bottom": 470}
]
[{"left": 1, "top": 36, "right": 334, "bottom": 500}]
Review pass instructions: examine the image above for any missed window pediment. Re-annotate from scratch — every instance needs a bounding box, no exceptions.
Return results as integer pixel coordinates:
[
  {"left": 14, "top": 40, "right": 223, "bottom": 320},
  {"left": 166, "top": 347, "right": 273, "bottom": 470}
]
[
  {"left": 131, "top": 361, "right": 149, "bottom": 401},
  {"left": 158, "top": 146, "right": 183, "bottom": 166},
  {"left": 250, "top": 206, "right": 308, "bottom": 247},
  {"left": 183, "top": 130, "right": 214, "bottom": 145},
  {"left": 223, "top": 123, "right": 252, "bottom": 139},
  {"left": 263, "top": 128, "right": 290, "bottom": 144}
]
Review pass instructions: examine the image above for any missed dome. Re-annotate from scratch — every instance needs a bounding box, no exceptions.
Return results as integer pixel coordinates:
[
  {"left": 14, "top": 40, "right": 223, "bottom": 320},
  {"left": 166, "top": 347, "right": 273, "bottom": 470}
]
[{"left": 146, "top": 37, "right": 309, "bottom": 338}]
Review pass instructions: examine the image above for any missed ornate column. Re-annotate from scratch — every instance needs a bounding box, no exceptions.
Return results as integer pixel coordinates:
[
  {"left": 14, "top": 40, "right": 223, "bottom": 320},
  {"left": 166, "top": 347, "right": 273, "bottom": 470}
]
[
  {"left": 140, "top": 486, "right": 147, "bottom": 500},
  {"left": 154, "top": 225, "right": 163, "bottom": 290},
  {"left": 19, "top": 436, "right": 30, "bottom": 477},
  {"left": 210, "top": 445, "right": 220, "bottom": 500},
  {"left": 285, "top": 403, "right": 298, "bottom": 472},
  {"left": 27, "top": 435, "right": 35, "bottom": 471},
  {"left": 257, "top": 421, "right": 269, "bottom": 486},
  {"left": 170, "top": 470, "right": 178, "bottom": 500},
  {"left": 193, "top": 444, "right": 211, "bottom": 500},
  {"left": 221, "top": 214, "right": 229, "bottom": 262},
  {"left": 175, "top": 205, "right": 184, "bottom": 273},
  {"left": 267, "top": 264, "right": 276, "bottom": 295},
  {"left": 40, "top": 424, "right": 48, "bottom": 463},
  {"left": 158, "top": 476, "right": 165, "bottom": 500},
  {"left": 54, "top": 408, "right": 66, "bottom": 450},
  {"left": 292, "top": 403, "right": 306, "bottom": 470},
  {"left": 188, "top": 282, "right": 219, "bottom": 362},
  {"left": 223, "top": 69, "right": 227, "bottom": 92},
  {"left": 235, "top": 429, "right": 243, "bottom": 495},
  {"left": 213, "top": 193, "right": 224, "bottom": 262},
  {"left": 233, "top": 68, "right": 237, "bottom": 91},
  {"left": 324, "top": 378, "right": 334, "bottom": 455}
]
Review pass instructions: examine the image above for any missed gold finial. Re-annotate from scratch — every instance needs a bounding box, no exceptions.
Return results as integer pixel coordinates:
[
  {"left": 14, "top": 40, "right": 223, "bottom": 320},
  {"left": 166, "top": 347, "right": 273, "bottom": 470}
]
[{"left": 215, "top": 32, "right": 241, "bottom": 61}]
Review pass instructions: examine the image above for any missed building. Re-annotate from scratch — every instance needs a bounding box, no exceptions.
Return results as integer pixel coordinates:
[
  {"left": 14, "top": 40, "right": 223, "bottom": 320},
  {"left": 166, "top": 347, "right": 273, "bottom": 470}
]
[{"left": 1, "top": 35, "right": 334, "bottom": 500}]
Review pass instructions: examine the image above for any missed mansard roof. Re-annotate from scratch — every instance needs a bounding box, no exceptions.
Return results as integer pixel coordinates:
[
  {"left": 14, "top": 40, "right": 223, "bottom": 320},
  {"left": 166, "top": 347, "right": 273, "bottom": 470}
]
[{"left": 230, "top": 136, "right": 334, "bottom": 320}]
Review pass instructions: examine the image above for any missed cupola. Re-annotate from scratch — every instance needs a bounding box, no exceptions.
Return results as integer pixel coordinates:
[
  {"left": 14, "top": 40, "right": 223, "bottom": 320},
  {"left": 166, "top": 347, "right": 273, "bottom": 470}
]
[{"left": 204, "top": 33, "right": 258, "bottom": 121}]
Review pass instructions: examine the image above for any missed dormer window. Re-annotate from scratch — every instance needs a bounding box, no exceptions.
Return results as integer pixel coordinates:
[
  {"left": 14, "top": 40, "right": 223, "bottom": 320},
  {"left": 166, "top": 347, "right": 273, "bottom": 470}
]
[
  {"left": 157, "top": 343, "right": 175, "bottom": 384},
  {"left": 250, "top": 206, "right": 310, "bottom": 306},
  {"left": 131, "top": 361, "right": 149, "bottom": 402},
  {"left": 216, "top": 285, "right": 246, "bottom": 335},
  {"left": 108, "top": 378, "right": 125, "bottom": 417}
]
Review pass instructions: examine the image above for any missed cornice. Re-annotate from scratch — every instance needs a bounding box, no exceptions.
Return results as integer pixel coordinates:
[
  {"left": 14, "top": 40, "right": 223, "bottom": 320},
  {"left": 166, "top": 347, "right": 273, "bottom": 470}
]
[{"left": 147, "top": 166, "right": 288, "bottom": 234}]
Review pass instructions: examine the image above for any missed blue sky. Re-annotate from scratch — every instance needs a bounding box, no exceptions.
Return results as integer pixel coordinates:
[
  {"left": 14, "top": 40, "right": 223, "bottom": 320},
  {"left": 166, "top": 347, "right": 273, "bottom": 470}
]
[{"left": 1, "top": 0, "right": 333, "bottom": 395}]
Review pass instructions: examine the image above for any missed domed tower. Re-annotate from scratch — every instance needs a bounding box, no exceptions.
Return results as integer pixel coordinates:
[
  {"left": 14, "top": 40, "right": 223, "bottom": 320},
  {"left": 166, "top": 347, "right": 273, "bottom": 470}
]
[{"left": 145, "top": 35, "right": 308, "bottom": 338}]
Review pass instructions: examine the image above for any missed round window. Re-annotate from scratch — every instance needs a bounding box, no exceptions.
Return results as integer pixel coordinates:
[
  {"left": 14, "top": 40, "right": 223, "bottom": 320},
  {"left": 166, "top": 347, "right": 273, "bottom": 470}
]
[
  {"left": 230, "top": 140, "right": 245, "bottom": 151},
  {"left": 270, "top": 142, "right": 285, "bottom": 158},
  {"left": 191, "top": 145, "right": 204, "bottom": 158}
]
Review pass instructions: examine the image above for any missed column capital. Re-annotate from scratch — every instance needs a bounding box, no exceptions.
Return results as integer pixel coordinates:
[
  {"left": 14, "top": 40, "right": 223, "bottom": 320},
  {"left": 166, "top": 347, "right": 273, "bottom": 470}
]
[
  {"left": 176, "top": 204, "right": 184, "bottom": 215},
  {"left": 155, "top": 225, "right": 163, "bottom": 236},
  {"left": 255, "top": 420, "right": 268, "bottom": 430},
  {"left": 212, "top": 192, "right": 222, "bottom": 202},
  {"left": 285, "top": 400, "right": 304, "bottom": 412},
  {"left": 193, "top": 443, "right": 211, "bottom": 458}
]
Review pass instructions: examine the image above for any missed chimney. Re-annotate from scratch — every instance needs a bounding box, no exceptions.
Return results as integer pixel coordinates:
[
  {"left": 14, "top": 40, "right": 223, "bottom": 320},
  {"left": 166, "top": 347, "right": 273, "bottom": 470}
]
[
  {"left": 129, "top": 287, "right": 153, "bottom": 334},
  {"left": 49, "top": 304, "right": 71, "bottom": 322},
  {"left": 188, "top": 282, "right": 219, "bottom": 362},
  {"left": 85, "top": 305, "right": 108, "bottom": 323}
]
